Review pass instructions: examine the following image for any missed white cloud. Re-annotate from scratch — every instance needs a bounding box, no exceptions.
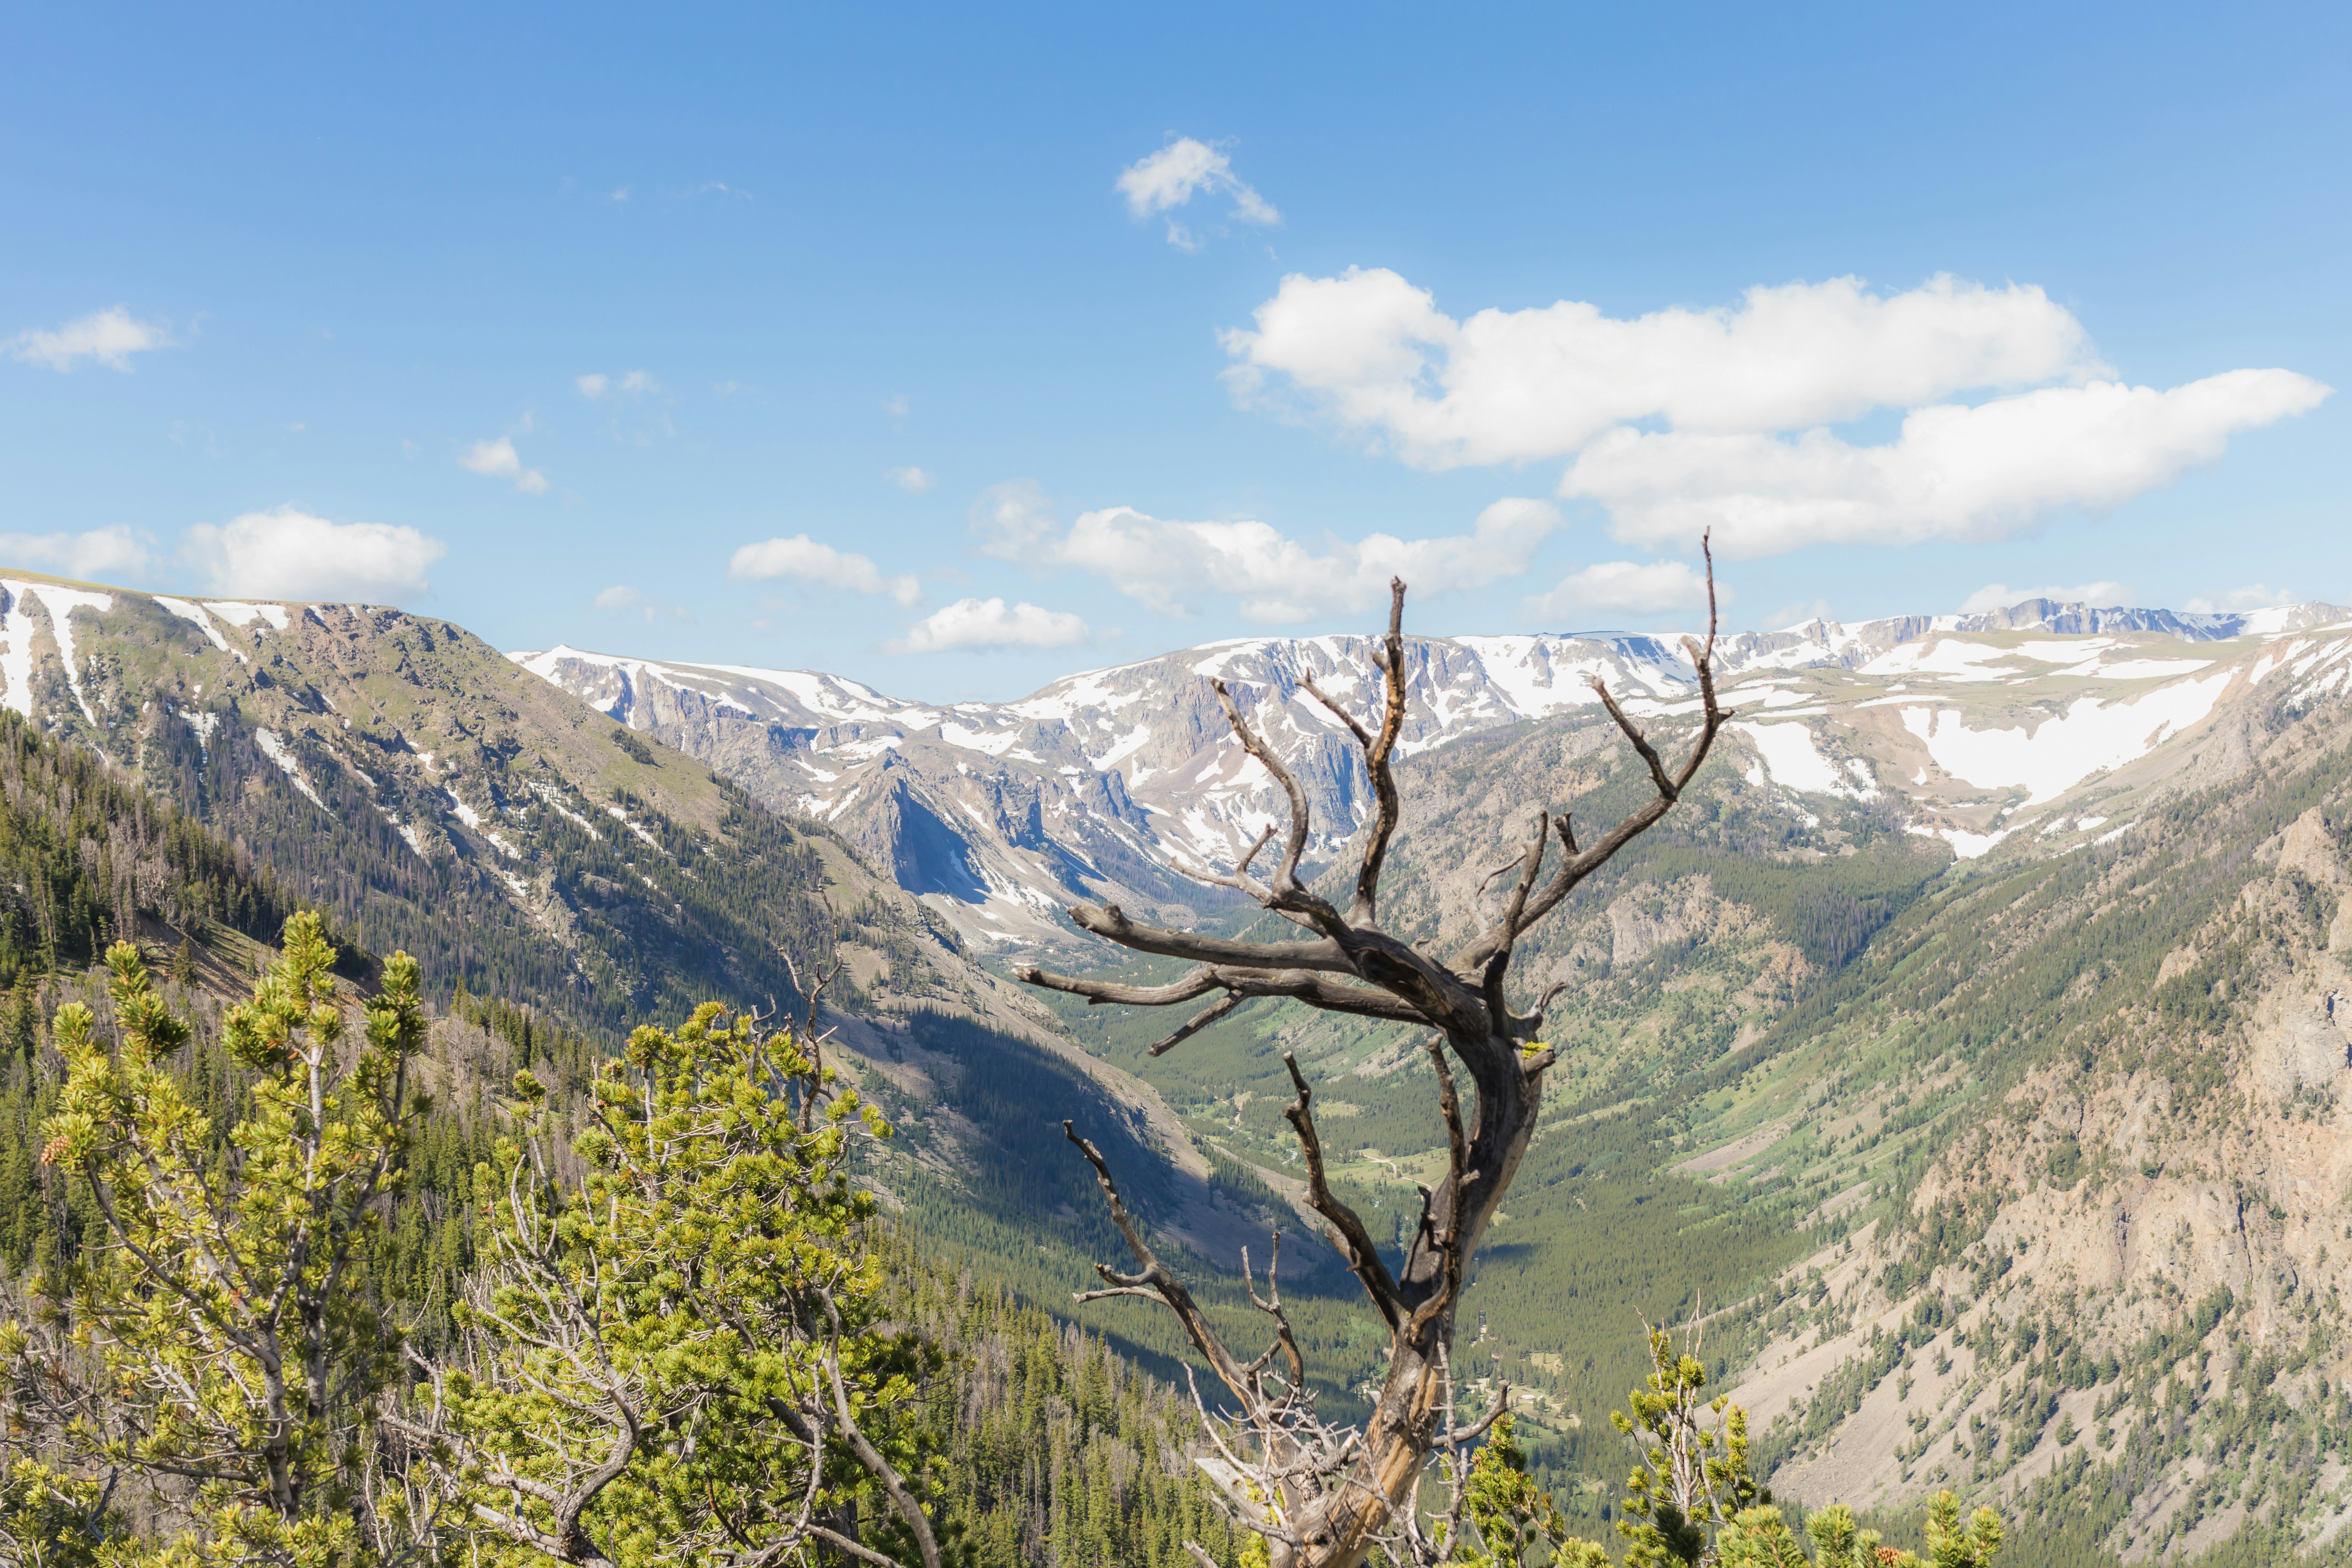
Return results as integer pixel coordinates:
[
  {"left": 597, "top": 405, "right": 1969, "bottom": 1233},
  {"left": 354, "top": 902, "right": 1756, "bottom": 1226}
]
[
  {"left": 882, "top": 393, "right": 910, "bottom": 417},
  {"left": 1115, "top": 137, "right": 1279, "bottom": 250},
  {"left": 594, "top": 585, "right": 692, "bottom": 623},
  {"left": 888, "top": 466, "right": 937, "bottom": 494},
  {"left": 576, "top": 373, "right": 608, "bottom": 397},
  {"left": 178, "top": 506, "right": 446, "bottom": 603},
  {"left": 2185, "top": 584, "right": 2299, "bottom": 614},
  {"left": 975, "top": 489, "right": 1561, "bottom": 623},
  {"left": 1564, "top": 371, "right": 2330, "bottom": 558},
  {"left": 887, "top": 597, "right": 1090, "bottom": 654},
  {"left": 1530, "top": 560, "right": 1720, "bottom": 620},
  {"left": 729, "top": 534, "right": 921, "bottom": 607},
  {"left": 1218, "top": 266, "right": 2332, "bottom": 560},
  {"left": 1959, "top": 581, "right": 2136, "bottom": 613},
  {"left": 1222, "top": 270, "right": 2101, "bottom": 468},
  {"left": 8, "top": 306, "right": 173, "bottom": 372},
  {"left": 458, "top": 437, "right": 551, "bottom": 494},
  {"left": 0, "top": 526, "right": 156, "bottom": 581}
]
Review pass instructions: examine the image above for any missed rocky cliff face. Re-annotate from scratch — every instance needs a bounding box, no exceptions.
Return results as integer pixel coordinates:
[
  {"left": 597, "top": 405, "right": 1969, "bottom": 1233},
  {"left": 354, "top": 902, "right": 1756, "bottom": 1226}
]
[{"left": 1710, "top": 705, "right": 2352, "bottom": 1559}]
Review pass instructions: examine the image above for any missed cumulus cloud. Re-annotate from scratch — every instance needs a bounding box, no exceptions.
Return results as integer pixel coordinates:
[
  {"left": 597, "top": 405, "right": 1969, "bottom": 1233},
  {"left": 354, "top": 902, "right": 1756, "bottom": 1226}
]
[
  {"left": 886, "top": 597, "right": 1090, "bottom": 654},
  {"left": 1530, "top": 560, "right": 1721, "bottom": 620},
  {"left": 1218, "top": 266, "right": 2332, "bottom": 558},
  {"left": 888, "top": 466, "right": 937, "bottom": 494},
  {"left": 1115, "top": 137, "right": 1279, "bottom": 251},
  {"left": 0, "top": 526, "right": 156, "bottom": 582},
  {"left": 2185, "top": 585, "right": 2300, "bottom": 614},
  {"left": 594, "top": 585, "right": 692, "bottom": 623},
  {"left": 1563, "top": 371, "right": 2330, "bottom": 558},
  {"left": 1222, "top": 270, "right": 2101, "bottom": 468},
  {"left": 1958, "top": 581, "right": 2136, "bottom": 613},
  {"left": 458, "top": 437, "right": 551, "bottom": 494},
  {"left": 729, "top": 534, "right": 920, "bottom": 607},
  {"left": 973, "top": 488, "right": 1560, "bottom": 623},
  {"left": 8, "top": 306, "right": 173, "bottom": 372},
  {"left": 576, "top": 374, "right": 608, "bottom": 397},
  {"left": 178, "top": 506, "right": 446, "bottom": 603}
]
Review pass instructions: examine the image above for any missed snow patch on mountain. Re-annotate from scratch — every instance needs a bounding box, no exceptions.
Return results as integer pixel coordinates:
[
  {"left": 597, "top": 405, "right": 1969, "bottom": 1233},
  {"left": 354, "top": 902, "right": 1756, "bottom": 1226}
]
[
  {"left": 205, "top": 601, "right": 291, "bottom": 631},
  {"left": 156, "top": 597, "right": 244, "bottom": 661},
  {"left": 1736, "top": 721, "right": 1875, "bottom": 798},
  {"left": 255, "top": 729, "right": 327, "bottom": 808},
  {"left": 1900, "top": 669, "right": 2233, "bottom": 804},
  {"left": 0, "top": 580, "right": 113, "bottom": 725}
]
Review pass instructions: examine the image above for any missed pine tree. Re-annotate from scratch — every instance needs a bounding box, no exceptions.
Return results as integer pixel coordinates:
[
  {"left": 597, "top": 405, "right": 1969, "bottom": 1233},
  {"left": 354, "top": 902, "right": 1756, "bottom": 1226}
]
[
  {"left": 3, "top": 977, "right": 35, "bottom": 1072},
  {"left": 399, "top": 1002, "right": 944, "bottom": 1568},
  {"left": 19, "top": 913, "right": 432, "bottom": 1564},
  {"left": 171, "top": 931, "right": 197, "bottom": 989}
]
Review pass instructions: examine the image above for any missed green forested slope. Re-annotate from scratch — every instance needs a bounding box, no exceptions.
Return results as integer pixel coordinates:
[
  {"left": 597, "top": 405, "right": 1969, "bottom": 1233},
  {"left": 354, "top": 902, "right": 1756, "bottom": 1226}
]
[{"left": 0, "top": 906, "right": 1256, "bottom": 1568}]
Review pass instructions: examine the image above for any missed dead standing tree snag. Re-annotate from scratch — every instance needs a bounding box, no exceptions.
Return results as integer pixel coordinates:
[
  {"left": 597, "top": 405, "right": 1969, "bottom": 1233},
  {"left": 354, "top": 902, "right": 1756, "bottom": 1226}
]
[{"left": 1018, "top": 537, "right": 1736, "bottom": 1568}]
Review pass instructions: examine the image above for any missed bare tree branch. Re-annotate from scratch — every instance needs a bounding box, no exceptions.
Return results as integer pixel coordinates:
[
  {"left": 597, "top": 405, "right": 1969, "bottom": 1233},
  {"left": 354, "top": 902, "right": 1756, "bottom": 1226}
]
[
  {"left": 1348, "top": 577, "right": 1410, "bottom": 923},
  {"left": 1281, "top": 1053, "right": 1404, "bottom": 1329},
  {"left": 1451, "top": 532, "right": 1733, "bottom": 976},
  {"left": 818, "top": 1288, "right": 944, "bottom": 1568},
  {"left": 1064, "top": 903, "right": 1356, "bottom": 972},
  {"left": 1017, "top": 963, "right": 1222, "bottom": 1008},
  {"left": 1148, "top": 992, "right": 1251, "bottom": 1056},
  {"left": 1241, "top": 1231, "right": 1308, "bottom": 1393},
  {"left": 1022, "top": 961, "right": 1434, "bottom": 1028},
  {"left": 1062, "top": 1122, "right": 1256, "bottom": 1406},
  {"left": 1209, "top": 681, "right": 1349, "bottom": 936}
]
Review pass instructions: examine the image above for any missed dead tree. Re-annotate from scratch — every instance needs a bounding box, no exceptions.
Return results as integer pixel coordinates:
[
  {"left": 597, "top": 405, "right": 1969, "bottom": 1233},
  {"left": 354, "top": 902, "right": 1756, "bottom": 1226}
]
[{"left": 1019, "top": 539, "right": 1734, "bottom": 1568}]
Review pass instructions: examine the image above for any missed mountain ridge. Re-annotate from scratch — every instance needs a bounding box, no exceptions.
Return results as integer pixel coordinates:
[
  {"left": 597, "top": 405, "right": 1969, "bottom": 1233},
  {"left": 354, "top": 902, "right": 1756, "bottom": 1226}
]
[{"left": 516, "top": 595, "right": 2352, "bottom": 947}]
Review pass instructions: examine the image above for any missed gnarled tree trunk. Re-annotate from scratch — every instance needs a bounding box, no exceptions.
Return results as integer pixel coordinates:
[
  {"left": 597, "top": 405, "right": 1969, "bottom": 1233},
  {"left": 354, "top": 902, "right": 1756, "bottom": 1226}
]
[{"left": 1023, "top": 540, "right": 1737, "bottom": 1568}]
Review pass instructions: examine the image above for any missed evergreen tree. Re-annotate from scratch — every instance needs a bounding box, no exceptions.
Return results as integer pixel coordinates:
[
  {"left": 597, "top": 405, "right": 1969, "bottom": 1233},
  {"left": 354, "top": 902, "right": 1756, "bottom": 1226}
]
[
  {"left": 20, "top": 913, "right": 430, "bottom": 1565},
  {"left": 401, "top": 1002, "right": 944, "bottom": 1568},
  {"left": 3, "top": 977, "right": 35, "bottom": 1072},
  {"left": 1608, "top": 1322, "right": 2005, "bottom": 1568},
  {"left": 1436, "top": 1414, "right": 1608, "bottom": 1568}
]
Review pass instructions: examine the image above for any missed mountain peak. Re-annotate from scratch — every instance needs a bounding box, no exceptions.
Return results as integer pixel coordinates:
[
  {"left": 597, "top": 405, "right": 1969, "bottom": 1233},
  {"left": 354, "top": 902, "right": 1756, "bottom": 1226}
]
[{"left": 517, "top": 597, "right": 2352, "bottom": 946}]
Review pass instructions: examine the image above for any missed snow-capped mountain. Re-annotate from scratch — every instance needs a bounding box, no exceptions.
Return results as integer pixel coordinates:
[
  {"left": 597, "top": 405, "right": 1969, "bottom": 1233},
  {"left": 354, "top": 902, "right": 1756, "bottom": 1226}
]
[
  {"left": 515, "top": 597, "right": 2352, "bottom": 946},
  {"left": 0, "top": 571, "right": 1066, "bottom": 1047}
]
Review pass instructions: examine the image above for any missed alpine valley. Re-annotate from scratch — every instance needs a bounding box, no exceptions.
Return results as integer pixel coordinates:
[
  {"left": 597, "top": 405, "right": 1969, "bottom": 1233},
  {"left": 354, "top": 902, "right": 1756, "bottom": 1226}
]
[{"left": 10, "top": 564, "right": 2352, "bottom": 1563}]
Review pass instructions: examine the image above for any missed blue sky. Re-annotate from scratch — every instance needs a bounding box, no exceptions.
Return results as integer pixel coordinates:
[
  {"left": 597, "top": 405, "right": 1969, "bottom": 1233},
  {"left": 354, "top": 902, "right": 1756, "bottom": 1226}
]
[{"left": 3, "top": 3, "right": 2345, "bottom": 701}]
